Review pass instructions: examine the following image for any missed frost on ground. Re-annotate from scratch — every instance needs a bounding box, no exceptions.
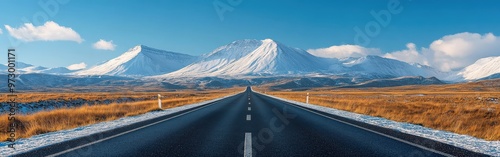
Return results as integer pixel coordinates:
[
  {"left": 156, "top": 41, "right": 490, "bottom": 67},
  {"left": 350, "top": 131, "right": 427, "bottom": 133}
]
[
  {"left": 259, "top": 92, "right": 500, "bottom": 156},
  {"left": 0, "top": 93, "right": 238, "bottom": 156}
]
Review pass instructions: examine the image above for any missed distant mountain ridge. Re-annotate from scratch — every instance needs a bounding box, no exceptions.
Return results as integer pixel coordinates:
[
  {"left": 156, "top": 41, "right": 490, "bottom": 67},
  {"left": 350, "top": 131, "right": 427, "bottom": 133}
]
[
  {"left": 0, "top": 62, "right": 76, "bottom": 74},
  {"left": 5, "top": 39, "right": 499, "bottom": 83},
  {"left": 159, "top": 39, "right": 447, "bottom": 80}
]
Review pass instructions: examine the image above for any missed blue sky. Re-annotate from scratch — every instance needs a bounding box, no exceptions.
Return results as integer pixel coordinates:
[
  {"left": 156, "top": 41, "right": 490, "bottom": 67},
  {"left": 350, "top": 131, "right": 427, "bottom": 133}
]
[{"left": 1, "top": 0, "right": 500, "bottom": 70}]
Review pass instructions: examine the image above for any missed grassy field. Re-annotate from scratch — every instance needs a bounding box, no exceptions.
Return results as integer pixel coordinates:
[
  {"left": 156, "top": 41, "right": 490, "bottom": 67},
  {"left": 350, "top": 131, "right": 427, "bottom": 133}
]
[
  {"left": 257, "top": 79, "right": 500, "bottom": 141},
  {"left": 0, "top": 87, "right": 244, "bottom": 141},
  {"left": 0, "top": 90, "right": 240, "bottom": 103}
]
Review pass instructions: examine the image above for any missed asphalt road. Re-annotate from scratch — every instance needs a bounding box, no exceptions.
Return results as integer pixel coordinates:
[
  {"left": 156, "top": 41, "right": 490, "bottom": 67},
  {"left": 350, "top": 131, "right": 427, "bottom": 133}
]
[{"left": 14, "top": 87, "right": 486, "bottom": 157}]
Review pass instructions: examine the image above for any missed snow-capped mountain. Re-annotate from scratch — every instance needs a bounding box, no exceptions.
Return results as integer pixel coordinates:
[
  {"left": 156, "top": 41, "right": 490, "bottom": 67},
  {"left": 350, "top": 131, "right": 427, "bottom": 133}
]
[
  {"left": 164, "top": 39, "right": 263, "bottom": 77},
  {"left": 76, "top": 45, "right": 197, "bottom": 76},
  {"left": 17, "top": 62, "right": 48, "bottom": 73},
  {"left": 162, "top": 39, "right": 333, "bottom": 77},
  {"left": 456, "top": 56, "right": 500, "bottom": 80},
  {"left": 1, "top": 62, "right": 48, "bottom": 74},
  {"left": 0, "top": 62, "right": 80, "bottom": 74}
]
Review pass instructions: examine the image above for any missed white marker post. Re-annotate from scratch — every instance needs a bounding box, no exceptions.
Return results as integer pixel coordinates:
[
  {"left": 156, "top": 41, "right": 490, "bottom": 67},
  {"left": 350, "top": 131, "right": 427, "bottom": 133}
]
[
  {"left": 158, "top": 94, "right": 162, "bottom": 109},
  {"left": 306, "top": 93, "right": 309, "bottom": 104}
]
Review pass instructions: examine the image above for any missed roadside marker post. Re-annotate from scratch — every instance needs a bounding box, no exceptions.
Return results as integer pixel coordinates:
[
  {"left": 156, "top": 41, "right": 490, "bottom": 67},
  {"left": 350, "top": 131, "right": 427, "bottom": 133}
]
[
  {"left": 158, "top": 94, "right": 162, "bottom": 109},
  {"left": 306, "top": 93, "right": 309, "bottom": 104}
]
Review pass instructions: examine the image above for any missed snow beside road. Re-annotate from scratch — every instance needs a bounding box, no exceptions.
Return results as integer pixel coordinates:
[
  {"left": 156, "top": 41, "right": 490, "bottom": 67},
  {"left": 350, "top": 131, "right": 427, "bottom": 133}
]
[
  {"left": 259, "top": 92, "right": 500, "bottom": 156},
  {"left": 0, "top": 93, "right": 239, "bottom": 156}
]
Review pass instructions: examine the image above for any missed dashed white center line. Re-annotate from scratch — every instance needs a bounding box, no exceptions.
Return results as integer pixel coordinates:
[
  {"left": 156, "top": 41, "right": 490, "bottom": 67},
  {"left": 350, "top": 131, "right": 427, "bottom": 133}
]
[
  {"left": 248, "top": 107, "right": 251, "bottom": 111},
  {"left": 244, "top": 133, "right": 252, "bottom": 157},
  {"left": 246, "top": 115, "right": 251, "bottom": 121},
  {"left": 248, "top": 102, "right": 251, "bottom": 105}
]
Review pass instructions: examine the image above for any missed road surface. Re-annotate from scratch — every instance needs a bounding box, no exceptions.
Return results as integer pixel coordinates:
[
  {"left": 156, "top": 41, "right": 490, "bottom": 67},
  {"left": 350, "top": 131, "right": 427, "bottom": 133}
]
[{"left": 14, "top": 87, "right": 485, "bottom": 157}]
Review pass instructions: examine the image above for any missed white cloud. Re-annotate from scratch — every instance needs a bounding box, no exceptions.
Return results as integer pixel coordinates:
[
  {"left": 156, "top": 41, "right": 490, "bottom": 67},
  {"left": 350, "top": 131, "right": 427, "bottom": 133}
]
[
  {"left": 383, "top": 43, "right": 431, "bottom": 66},
  {"left": 67, "top": 62, "right": 87, "bottom": 70},
  {"left": 428, "top": 32, "right": 499, "bottom": 71},
  {"left": 385, "top": 32, "right": 500, "bottom": 72},
  {"left": 92, "top": 39, "right": 116, "bottom": 51},
  {"left": 0, "top": 28, "right": 2, "bottom": 34},
  {"left": 4, "top": 21, "right": 83, "bottom": 43},
  {"left": 307, "top": 45, "right": 381, "bottom": 58}
]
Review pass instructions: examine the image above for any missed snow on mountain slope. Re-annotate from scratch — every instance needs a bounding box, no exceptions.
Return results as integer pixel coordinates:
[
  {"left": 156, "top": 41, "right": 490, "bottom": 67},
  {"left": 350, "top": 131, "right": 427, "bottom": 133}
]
[
  {"left": 8, "top": 62, "right": 49, "bottom": 74},
  {"left": 163, "top": 39, "right": 333, "bottom": 77},
  {"left": 21, "top": 66, "right": 49, "bottom": 73},
  {"left": 341, "top": 55, "right": 447, "bottom": 78},
  {"left": 0, "top": 62, "right": 78, "bottom": 74},
  {"left": 457, "top": 56, "right": 500, "bottom": 80},
  {"left": 76, "top": 45, "right": 197, "bottom": 76},
  {"left": 217, "top": 39, "right": 332, "bottom": 75},
  {"left": 165, "top": 39, "right": 263, "bottom": 75}
]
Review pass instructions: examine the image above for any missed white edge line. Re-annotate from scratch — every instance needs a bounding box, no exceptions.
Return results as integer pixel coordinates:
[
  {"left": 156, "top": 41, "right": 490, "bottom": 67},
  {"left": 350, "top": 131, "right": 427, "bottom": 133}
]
[
  {"left": 244, "top": 133, "right": 252, "bottom": 157},
  {"left": 46, "top": 99, "right": 220, "bottom": 157},
  {"left": 257, "top": 92, "right": 454, "bottom": 157}
]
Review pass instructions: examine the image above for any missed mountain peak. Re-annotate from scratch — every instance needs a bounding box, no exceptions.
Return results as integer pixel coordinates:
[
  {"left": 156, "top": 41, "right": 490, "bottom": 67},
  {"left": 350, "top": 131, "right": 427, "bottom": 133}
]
[
  {"left": 131, "top": 44, "right": 153, "bottom": 51},
  {"left": 128, "top": 44, "right": 189, "bottom": 57},
  {"left": 15, "top": 61, "right": 35, "bottom": 68},
  {"left": 223, "top": 38, "right": 279, "bottom": 46},
  {"left": 232, "top": 39, "right": 260, "bottom": 44},
  {"left": 364, "top": 55, "right": 384, "bottom": 59},
  {"left": 163, "top": 38, "right": 331, "bottom": 77},
  {"left": 262, "top": 38, "right": 275, "bottom": 42},
  {"left": 75, "top": 45, "right": 197, "bottom": 76},
  {"left": 204, "top": 39, "right": 263, "bottom": 58}
]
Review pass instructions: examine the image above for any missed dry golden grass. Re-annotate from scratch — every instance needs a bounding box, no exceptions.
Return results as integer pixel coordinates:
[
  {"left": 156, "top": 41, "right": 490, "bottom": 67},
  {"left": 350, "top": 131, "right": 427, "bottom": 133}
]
[
  {"left": 256, "top": 80, "right": 500, "bottom": 141},
  {"left": 0, "top": 87, "right": 243, "bottom": 141},
  {"left": 0, "top": 89, "right": 240, "bottom": 103},
  {"left": 0, "top": 92, "right": 149, "bottom": 103}
]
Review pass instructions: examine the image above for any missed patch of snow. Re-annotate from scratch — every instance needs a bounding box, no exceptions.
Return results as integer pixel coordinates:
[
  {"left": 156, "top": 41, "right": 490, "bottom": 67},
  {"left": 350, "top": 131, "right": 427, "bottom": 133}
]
[
  {"left": 0, "top": 93, "right": 241, "bottom": 156},
  {"left": 257, "top": 92, "right": 500, "bottom": 156}
]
